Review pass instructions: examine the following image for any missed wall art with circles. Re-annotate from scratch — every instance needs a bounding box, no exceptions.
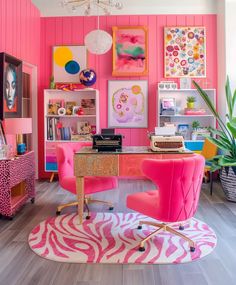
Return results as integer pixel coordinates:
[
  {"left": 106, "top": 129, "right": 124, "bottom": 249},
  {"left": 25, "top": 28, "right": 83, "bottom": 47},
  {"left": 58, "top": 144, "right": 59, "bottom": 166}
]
[{"left": 53, "top": 46, "right": 87, "bottom": 83}]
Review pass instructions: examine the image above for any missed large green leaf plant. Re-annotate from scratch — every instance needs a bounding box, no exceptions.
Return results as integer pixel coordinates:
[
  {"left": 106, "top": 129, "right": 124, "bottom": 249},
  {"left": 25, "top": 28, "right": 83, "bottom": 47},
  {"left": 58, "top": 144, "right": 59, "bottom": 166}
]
[{"left": 193, "top": 77, "right": 236, "bottom": 172}]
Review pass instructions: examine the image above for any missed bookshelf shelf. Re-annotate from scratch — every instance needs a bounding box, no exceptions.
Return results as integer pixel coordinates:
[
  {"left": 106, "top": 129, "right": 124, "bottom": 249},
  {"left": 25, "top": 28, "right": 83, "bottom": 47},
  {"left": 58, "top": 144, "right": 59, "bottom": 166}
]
[
  {"left": 44, "top": 89, "right": 99, "bottom": 172},
  {"left": 157, "top": 87, "right": 216, "bottom": 151}
]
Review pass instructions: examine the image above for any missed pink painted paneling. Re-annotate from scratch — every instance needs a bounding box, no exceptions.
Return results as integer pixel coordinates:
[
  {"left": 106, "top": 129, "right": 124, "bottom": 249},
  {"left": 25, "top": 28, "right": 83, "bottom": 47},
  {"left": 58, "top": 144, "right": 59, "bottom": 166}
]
[
  {"left": 39, "top": 14, "right": 217, "bottom": 178},
  {"left": 0, "top": 0, "right": 40, "bottom": 66}
]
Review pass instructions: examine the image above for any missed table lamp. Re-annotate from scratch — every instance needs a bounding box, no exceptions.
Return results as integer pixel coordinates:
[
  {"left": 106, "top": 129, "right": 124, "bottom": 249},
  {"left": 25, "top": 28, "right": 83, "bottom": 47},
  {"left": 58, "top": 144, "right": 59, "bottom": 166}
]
[{"left": 4, "top": 118, "right": 32, "bottom": 155}]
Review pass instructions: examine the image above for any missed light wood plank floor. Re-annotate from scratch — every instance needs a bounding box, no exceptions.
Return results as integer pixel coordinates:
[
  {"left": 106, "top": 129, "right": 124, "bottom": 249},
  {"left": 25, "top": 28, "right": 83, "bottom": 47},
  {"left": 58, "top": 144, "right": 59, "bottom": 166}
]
[{"left": 0, "top": 179, "right": 236, "bottom": 285}]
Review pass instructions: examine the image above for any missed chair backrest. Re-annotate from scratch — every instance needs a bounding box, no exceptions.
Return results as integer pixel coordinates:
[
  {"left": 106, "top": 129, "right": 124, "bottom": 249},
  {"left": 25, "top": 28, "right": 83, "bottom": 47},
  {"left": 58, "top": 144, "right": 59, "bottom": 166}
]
[
  {"left": 142, "top": 154, "right": 205, "bottom": 222},
  {"left": 201, "top": 138, "right": 218, "bottom": 160},
  {"left": 56, "top": 142, "right": 92, "bottom": 181}
]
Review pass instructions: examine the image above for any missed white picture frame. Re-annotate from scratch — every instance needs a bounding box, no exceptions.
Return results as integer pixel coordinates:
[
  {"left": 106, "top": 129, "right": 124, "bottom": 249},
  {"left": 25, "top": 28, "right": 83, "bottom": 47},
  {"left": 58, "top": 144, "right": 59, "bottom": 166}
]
[{"left": 108, "top": 80, "right": 148, "bottom": 128}]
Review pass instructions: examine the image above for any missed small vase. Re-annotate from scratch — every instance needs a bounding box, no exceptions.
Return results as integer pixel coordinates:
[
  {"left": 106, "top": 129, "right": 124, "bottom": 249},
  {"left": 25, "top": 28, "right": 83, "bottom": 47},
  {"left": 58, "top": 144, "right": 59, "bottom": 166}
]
[{"left": 187, "top": 102, "right": 194, "bottom": 109}]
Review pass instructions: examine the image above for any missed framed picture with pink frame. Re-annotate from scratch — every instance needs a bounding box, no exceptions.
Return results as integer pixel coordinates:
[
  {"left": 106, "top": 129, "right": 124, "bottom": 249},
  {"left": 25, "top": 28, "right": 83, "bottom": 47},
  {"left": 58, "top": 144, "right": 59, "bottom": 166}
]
[{"left": 112, "top": 26, "right": 148, "bottom": 76}]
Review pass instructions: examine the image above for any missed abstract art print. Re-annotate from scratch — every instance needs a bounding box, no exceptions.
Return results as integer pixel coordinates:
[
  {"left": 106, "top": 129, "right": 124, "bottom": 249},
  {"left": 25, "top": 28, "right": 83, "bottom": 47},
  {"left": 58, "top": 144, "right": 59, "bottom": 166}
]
[
  {"left": 112, "top": 26, "right": 148, "bottom": 76},
  {"left": 164, "top": 27, "right": 206, "bottom": 78},
  {"left": 53, "top": 45, "right": 87, "bottom": 83},
  {"left": 108, "top": 80, "right": 148, "bottom": 128},
  {"left": 0, "top": 53, "right": 22, "bottom": 119}
]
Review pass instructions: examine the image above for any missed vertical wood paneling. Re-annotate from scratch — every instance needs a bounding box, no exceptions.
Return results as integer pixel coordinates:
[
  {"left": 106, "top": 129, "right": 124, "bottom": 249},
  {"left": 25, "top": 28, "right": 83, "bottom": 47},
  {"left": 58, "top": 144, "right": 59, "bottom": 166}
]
[{"left": 39, "top": 14, "right": 217, "bottom": 178}]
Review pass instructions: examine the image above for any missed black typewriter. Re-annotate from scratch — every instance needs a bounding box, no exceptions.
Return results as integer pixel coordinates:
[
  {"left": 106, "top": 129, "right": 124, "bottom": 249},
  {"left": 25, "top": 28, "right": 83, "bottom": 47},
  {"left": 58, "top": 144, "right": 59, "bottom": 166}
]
[{"left": 92, "top": 129, "right": 122, "bottom": 152}]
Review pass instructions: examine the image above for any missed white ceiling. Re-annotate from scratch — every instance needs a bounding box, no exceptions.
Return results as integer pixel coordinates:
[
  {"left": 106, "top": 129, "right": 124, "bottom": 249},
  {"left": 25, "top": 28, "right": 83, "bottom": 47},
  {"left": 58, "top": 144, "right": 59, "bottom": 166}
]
[{"left": 31, "top": 0, "right": 217, "bottom": 17}]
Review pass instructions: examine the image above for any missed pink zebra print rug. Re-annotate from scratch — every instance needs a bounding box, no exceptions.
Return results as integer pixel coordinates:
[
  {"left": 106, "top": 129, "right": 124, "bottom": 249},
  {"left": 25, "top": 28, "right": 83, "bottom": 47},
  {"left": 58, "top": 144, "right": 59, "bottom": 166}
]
[{"left": 28, "top": 212, "right": 217, "bottom": 264}]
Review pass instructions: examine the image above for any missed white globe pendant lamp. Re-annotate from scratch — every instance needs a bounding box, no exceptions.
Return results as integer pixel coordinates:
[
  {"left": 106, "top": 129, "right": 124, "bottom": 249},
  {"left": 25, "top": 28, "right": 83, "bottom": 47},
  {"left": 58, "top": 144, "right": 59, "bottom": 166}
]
[{"left": 84, "top": 28, "right": 112, "bottom": 55}]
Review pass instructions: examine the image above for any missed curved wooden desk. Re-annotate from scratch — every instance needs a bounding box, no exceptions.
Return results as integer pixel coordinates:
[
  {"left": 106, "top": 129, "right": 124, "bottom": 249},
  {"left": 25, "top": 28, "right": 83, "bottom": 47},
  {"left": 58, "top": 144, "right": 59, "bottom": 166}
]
[{"left": 74, "top": 146, "right": 193, "bottom": 224}]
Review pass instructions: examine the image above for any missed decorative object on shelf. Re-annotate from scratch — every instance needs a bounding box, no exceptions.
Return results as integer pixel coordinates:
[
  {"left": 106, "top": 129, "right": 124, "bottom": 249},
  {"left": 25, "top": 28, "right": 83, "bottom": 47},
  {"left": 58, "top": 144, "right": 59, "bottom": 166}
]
[
  {"left": 48, "top": 99, "right": 65, "bottom": 115},
  {"left": 4, "top": 118, "right": 32, "bottom": 155},
  {"left": 180, "top": 77, "right": 191, "bottom": 89},
  {"left": 164, "top": 27, "right": 206, "bottom": 78},
  {"left": 59, "top": 0, "right": 123, "bottom": 15},
  {"left": 77, "top": 121, "right": 91, "bottom": 134},
  {"left": 193, "top": 77, "right": 236, "bottom": 202},
  {"left": 191, "top": 127, "right": 210, "bottom": 141},
  {"left": 108, "top": 80, "right": 148, "bottom": 128},
  {"left": 112, "top": 26, "right": 148, "bottom": 76},
  {"left": 177, "top": 124, "right": 189, "bottom": 140},
  {"left": 158, "top": 81, "right": 177, "bottom": 90},
  {"left": 0, "top": 53, "right": 22, "bottom": 120},
  {"left": 192, "top": 120, "right": 200, "bottom": 131},
  {"left": 81, "top": 98, "right": 95, "bottom": 108},
  {"left": 79, "top": 69, "right": 97, "bottom": 86},
  {"left": 55, "top": 83, "right": 84, "bottom": 91},
  {"left": 184, "top": 108, "right": 206, "bottom": 115},
  {"left": 186, "top": 96, "right": 196, "bottom": 109},
  {"left": 53, "top": 45, "right": 87, "bottom": 83},
  {"left": 65, "top": 101, "right": 77, "bottom": 115},
  {"left": 77, "top": 107, "right": 85, "bottom": 116},
  {"left": 49, "top": 75, "right": 55, "bottom": 89},
  {"left": 160, "top": 98, "right": 176, "bottom": 115},
  {"left": 58, "top": 107, "right": 66, "bottom": 116}
]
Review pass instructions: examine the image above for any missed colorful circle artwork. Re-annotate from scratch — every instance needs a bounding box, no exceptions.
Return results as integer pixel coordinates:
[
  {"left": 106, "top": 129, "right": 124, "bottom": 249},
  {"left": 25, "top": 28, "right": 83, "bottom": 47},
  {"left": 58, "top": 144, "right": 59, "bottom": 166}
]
[
  {"left": 165, "top": 27, "right": 206, "bottom": 77},
  {"left": 112, "top": 85, "right": 144, "bottom": 124},
  {"left": 65, "top": 60, "right": 80, "bottom": 75},
  {"left": 53, "top": 46, "right": 87, "bottom": 83}
]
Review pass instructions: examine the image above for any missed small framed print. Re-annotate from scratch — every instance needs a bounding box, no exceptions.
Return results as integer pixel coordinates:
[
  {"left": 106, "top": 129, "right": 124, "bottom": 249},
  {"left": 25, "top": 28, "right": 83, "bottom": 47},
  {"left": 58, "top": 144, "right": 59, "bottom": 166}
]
[{"left": 180, "top": 78, "right": 192, "bottom": 89}]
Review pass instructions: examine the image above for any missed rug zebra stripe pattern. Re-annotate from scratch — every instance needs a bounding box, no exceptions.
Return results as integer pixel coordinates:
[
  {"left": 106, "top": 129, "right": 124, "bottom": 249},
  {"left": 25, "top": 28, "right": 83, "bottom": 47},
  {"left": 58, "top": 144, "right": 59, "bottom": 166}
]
[{"left": 28, "top": 213, "right": 217, "bottom": 264}]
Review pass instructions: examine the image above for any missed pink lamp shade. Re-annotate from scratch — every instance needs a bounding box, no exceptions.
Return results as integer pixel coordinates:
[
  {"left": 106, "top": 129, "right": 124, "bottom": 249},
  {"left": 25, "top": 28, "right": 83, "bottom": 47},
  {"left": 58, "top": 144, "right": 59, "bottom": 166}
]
[{"left": 4, "top": 118, "right": 32, "bottom": 135}]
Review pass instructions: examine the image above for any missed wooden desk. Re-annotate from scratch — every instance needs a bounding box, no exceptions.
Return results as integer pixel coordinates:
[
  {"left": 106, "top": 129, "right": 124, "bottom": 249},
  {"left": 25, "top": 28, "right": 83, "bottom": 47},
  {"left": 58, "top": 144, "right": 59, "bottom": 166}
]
[{"left": 74, "top": 146, "right": 193, "bottom": 224}]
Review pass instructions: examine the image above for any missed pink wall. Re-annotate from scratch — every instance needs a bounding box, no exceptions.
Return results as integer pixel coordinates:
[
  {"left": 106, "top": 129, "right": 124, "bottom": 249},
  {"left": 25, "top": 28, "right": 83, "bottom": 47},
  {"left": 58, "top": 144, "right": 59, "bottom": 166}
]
[
  {"left": 39, "top": 14, "right": 217, "bottom": 178},
  {"left": 0, "top": 0, "right": 40, "bottom": 66},
  {"left": 0, "top": 0, "right": 40, "bottom": 159}
]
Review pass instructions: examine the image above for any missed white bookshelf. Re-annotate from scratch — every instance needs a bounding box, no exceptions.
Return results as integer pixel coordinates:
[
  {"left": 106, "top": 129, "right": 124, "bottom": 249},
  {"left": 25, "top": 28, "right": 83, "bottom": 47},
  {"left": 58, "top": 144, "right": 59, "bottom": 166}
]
[
  {"left": 44, "top": 89, "right": 99, "bottom": 172},
  {"left": 157, "top": 88, "right": 216, "bottom": 150}
]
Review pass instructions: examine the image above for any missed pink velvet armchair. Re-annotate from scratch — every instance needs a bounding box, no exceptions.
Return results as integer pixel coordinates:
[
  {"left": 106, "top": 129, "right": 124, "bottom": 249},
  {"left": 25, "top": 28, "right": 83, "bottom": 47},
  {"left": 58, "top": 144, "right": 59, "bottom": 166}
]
[
  {"left": 127, "top": 154, "right": 205, "bottom": 252},
  {"left": 56, "top": 142, "right": 118, "bottom": 218}
]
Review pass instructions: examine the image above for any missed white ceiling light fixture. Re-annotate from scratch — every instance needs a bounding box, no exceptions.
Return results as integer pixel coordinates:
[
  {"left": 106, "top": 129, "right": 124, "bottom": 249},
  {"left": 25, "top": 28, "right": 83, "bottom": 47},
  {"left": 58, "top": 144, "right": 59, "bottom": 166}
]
[
  {"left": 59, "top": 0, "right": 123, "bottom": 55},
  {"left": 59, "top": 0, "right": 123, "bottom": 16}
]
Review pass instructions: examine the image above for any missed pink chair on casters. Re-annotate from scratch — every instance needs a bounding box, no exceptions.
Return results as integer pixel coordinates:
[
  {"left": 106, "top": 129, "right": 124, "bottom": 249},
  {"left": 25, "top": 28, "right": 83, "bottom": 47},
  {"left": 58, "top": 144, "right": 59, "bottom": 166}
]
[
  {"left": 127, "top": 154, "right": 205, "bottom": 252},
  {"left": 56, "top": 142, "right": 118, "bottom": 219}
]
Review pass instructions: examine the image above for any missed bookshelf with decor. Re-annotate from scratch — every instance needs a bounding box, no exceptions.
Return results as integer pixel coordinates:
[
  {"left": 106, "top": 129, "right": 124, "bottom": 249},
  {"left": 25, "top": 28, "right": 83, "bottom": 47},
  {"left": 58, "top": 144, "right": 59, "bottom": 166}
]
[
  {"left": 44, "top": 89, "right": 99, "bottom": 172},
  {"left": 157, "top": 88, "right": 216, "bottom": 151}
]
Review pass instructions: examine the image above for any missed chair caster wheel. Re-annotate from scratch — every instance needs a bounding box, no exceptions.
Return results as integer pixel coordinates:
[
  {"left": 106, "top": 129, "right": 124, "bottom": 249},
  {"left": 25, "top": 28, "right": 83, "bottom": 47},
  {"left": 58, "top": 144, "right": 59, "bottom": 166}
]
[
  {"left": 86, "top": 215, "right": 90, "bottom": 220},
  {"left": 137, "top": 225, "right": 142, "bottom": 230},
  {"left": 179, "top": 225, "right": 184, "bottom": 230},
  {"left": 139, "top": 246, "right": 145, "bottom": 252},
  {"left": 31, "top": 198, "right": 35, "bottom": 204},
  {"left": 190, "top": 246, "right": 195, "bottom": 252},
  {"left": 56, "top": 211, "right": 61, "bottom": 216},
  {"left": 109, "top": 206, "right": 114, "bottom": 211}
]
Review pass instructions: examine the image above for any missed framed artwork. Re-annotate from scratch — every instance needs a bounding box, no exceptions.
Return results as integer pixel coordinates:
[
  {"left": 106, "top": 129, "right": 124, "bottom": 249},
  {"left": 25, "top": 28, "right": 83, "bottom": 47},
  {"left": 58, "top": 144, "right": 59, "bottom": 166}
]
[
  {"left": 108, "top": 80, "right": 148, "bottom": 128},
  {"left": 0, "top": 53, "right": 22, "bottom": 119},
  {"left": 112, "top": 26, "right": 148, "bottom": 76},
  {"left": 53, "top": 45, "right": 87, "bottom": 83},
  {"left": 164, "top": 27, "right": 206, "bottom": 78}
]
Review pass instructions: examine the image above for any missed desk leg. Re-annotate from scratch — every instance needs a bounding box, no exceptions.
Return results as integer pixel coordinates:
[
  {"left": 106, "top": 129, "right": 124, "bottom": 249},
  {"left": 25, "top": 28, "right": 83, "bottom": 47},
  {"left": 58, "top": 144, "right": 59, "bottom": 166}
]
[{"left": 76, "top": 176, "right": 84, "bottom": 224}]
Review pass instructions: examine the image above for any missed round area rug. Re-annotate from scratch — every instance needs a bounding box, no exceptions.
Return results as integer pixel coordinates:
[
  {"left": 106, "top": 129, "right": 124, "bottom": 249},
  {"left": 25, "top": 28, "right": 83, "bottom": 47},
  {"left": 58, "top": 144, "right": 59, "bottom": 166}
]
[{"left": 28, "top": 213, "right": 217, "bottom": 264}]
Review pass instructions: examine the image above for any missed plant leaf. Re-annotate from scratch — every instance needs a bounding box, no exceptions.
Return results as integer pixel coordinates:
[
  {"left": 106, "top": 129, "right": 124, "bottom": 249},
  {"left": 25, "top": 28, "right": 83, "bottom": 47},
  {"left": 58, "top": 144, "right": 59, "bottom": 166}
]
[
  {"left": 218, "top": 156, "right": 236, "bottom": 167},
  {"left": 204, "top": 135, "right": 232, "bottom": 153},
  {"left": 227, "top": 121, "right": 236, "bottom": 138},
  {"left": 225, "top": 76, "right": 233, "bottom": 120},
  {"left": 232, "top": 89, "right": 236, "bottom": 113}
]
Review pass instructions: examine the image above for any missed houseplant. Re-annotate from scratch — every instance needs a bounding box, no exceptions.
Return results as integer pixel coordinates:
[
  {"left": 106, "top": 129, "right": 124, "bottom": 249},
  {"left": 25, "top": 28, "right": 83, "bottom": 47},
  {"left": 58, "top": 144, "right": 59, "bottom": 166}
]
[
  {"left": 193, "top": 78, "right": 236, "bottom": 201},
  {"left": 186, "top": 96, "right": 196, "bottom": 109}
]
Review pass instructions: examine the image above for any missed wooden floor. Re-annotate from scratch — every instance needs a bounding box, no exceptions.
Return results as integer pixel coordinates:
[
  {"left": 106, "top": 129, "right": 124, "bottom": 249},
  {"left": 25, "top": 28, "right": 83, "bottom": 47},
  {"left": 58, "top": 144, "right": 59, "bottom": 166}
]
[{"left": 0, "top": 179, "right": 236, "bottom": 285}]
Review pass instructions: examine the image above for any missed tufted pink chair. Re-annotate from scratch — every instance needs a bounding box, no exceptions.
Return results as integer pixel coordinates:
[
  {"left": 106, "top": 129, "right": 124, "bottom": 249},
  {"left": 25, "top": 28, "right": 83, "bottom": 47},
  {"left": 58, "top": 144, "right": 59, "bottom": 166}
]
[
  {"left": 56, "top": 142, "right": 118, "bottom": 218},
  {"left": 127, "top": 154, "right": 205, "bottom": 252}
]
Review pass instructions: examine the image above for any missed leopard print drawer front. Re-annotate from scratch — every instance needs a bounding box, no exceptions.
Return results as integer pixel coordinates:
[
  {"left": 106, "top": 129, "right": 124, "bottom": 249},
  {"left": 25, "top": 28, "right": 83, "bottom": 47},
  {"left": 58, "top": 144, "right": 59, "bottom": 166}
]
[{"left": 0, "top": 151, "right": 35, "bottom": 217}]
